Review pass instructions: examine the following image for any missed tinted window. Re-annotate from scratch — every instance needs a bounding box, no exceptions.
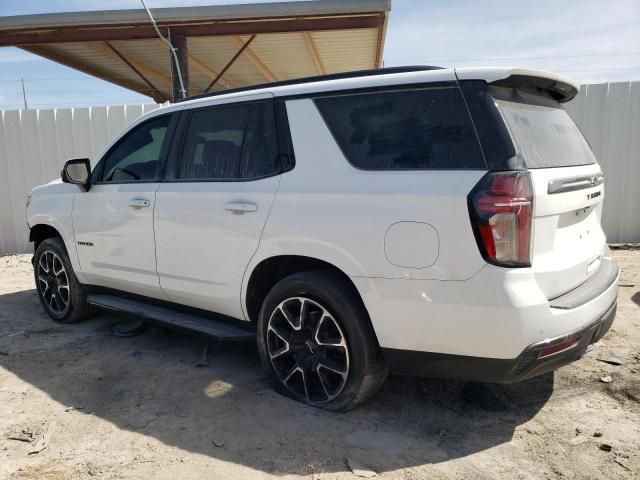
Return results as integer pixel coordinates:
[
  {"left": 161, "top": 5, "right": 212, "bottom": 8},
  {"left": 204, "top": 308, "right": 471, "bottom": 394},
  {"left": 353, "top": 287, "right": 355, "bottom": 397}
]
[
  {"left": 179, "top": 104, "right": 250, "bottom": 180},
  {"left": 315, "top": 87, "right": 485, "bottom": 170},
  {"left": 102, "top": 115, "right": 170, "bottom": 182},
  {"left": 490, "top": 86, "right": 596, "bottom": 169},
  {"left": 240, "top": 102, "right": 280, "bottom": 178}
]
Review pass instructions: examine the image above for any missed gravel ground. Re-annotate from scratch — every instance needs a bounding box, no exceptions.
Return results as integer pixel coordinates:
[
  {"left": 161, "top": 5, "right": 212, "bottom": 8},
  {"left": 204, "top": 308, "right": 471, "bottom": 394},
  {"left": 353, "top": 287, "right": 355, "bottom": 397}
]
[{"left": 0, "top": 250, "right": 638, "bottom": 480}]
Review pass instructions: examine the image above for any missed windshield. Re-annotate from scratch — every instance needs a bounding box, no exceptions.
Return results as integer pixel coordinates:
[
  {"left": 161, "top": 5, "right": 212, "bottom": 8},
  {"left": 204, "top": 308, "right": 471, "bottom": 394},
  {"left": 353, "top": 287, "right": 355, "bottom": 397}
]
[{"left": 490, "top": 86, "right": 596, "bottom": 169}]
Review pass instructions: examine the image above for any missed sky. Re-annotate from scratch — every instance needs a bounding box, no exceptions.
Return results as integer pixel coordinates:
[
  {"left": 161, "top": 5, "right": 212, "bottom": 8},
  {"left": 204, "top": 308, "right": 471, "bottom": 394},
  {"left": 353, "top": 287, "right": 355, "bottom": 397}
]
[{"left": 0, "top": 0, "right": 639, "bottom": 110}]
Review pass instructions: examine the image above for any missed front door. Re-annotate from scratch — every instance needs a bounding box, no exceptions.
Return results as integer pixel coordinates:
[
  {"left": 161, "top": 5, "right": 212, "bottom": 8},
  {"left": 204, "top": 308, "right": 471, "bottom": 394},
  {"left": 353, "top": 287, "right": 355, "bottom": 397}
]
[
  {"left": 73, "top": 114, "right": 174, "bottom": 299},
  {"left": 154, "top": 97, "right": 281, "bottom": 319}
]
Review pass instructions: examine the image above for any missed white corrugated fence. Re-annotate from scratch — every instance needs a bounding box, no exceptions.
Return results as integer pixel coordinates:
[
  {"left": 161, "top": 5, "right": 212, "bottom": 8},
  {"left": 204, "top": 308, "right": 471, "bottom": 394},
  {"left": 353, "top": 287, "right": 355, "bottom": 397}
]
[
  {"left": 0, "top": 104, "right": 159, "bottom": 254},
  {"left": 564, "top": 82, "right": 640, "bottom": 244},
  {"left": 0, "top": 82, "right": 638, "bottom": 254}
]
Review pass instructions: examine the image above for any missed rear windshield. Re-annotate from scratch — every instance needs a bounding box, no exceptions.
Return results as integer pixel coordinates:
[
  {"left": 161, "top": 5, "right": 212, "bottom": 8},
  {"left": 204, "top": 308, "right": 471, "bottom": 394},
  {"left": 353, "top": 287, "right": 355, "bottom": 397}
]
[{"left": 490, "top": 86, "right": 596, "bottom": 169}]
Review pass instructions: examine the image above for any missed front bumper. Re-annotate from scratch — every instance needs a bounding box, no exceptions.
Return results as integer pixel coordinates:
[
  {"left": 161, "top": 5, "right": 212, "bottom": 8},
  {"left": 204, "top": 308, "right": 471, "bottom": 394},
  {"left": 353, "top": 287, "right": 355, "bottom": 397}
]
[{"left": 382, "top": 299, "right": 617, "bottom": 383}]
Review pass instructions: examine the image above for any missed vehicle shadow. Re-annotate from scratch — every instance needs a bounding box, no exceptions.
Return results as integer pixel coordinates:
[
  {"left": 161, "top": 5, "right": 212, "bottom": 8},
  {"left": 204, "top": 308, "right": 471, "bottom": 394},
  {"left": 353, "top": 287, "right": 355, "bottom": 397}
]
[
  {"left": 631, "top": 290, "right": 640, "bottom": 307},
  {"left": 0, "top": 288, "right": 553, "bottom": 475}
]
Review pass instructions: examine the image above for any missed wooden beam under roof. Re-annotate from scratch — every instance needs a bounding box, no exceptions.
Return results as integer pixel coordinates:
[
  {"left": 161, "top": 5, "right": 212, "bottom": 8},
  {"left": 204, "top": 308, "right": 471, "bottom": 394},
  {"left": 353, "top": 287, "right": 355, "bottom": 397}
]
[
  {"left": 375, "top": 11, "right": 389, "bottom": 67},
  {"left": 19, "top": 45, "right": 166, "bottom": 102},
  {"left": 303, "top": 32, "right": 326, "bottom": 75},
  {"left": 102, "top": 42, "right": 163, "bottom": 100},
  {"left": 189, "top": 56, "right": 233, "bottom": 89},
  {"left": 0, "top": 15, "right": 385, "bottom": 47},
  {"left": 231, "top": 36, "right": 277, "bottom": 83},
  {"left": 86, "top": 41, "right": 172, "bottom": 88},
  {"left": 204, "top": 34, "right": 256, "bottom": 92},
  {"left": 153, "top": 39, "right": 233, "bottom": 90}
]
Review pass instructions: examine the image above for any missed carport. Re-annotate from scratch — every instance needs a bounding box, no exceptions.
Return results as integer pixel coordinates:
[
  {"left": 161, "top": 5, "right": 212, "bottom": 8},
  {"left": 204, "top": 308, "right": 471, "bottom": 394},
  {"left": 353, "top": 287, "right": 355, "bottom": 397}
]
[{"left": 0, "top": 0, "right": 390, "bottom": 102}]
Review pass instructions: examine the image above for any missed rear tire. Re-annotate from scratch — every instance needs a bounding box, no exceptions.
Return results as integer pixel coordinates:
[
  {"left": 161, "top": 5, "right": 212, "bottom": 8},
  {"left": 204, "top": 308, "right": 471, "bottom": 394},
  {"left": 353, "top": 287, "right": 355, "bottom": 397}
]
[
  {"left": 34, "top": 237, "right": 94, "bottom": 323},
  {"left": 257, "top": 270, "right": 387, "bottom": 411}
]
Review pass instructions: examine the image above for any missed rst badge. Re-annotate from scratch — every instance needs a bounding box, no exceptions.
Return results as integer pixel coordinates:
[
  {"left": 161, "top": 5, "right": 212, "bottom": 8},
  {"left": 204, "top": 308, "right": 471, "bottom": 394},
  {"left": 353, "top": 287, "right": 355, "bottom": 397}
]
[{"left": 587, "top": 191, "right": 602, "bottom": 200}]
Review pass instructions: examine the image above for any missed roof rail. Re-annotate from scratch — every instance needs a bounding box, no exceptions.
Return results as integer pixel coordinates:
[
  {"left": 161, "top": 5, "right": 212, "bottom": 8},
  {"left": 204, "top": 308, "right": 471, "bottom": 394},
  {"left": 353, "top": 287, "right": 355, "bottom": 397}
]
[{"left": 180, "top": 65, "right": 443, "bottom": 102}]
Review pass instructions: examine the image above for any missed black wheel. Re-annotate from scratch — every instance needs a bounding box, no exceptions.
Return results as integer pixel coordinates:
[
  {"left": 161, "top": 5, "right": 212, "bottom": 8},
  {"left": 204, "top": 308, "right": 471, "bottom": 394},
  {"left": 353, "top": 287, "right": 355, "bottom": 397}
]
[
  {"left": 257, "top": 270, "right": 387, "bottom": 411},
  {"left": 34, "top": 237, "right": 94, "bottom": 323}
]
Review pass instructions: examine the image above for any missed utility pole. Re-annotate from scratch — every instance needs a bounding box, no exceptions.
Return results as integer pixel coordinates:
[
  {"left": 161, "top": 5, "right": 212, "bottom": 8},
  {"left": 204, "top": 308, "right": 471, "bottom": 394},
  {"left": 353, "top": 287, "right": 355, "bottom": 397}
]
[
  {"left": 140, "top": 0, "right": 187, "bottom": 101},
  {"left": 170, "top": 33, "right": 189, "bottom": 102},
  {"left": 21, "top": 78, "right": 28, "bottom": 110}
]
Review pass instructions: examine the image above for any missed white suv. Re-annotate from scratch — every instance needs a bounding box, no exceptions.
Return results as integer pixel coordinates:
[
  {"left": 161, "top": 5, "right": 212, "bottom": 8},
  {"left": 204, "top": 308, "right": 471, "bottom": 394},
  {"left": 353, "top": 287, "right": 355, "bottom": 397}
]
[{"left": 27, "top": 66, "right": 619, "bottom": 411}]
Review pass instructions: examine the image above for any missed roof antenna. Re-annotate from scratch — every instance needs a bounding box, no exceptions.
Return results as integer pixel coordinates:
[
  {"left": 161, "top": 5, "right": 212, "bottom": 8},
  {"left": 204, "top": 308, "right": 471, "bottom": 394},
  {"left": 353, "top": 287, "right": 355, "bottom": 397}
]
[{"left": 140, "top": 0, "right": 187, "bottom": 100}]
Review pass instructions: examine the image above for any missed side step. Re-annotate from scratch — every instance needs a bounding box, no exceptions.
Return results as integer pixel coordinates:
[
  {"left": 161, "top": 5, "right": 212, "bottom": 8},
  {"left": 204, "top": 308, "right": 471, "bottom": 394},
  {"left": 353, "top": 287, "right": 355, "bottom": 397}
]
[{"left": 87, "top": 294, "right": 256, "bottom": 342}]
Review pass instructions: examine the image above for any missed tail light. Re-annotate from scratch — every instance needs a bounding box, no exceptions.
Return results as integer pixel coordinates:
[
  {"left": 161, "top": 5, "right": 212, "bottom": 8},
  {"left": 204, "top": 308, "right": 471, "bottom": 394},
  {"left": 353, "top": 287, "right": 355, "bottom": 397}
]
[{"left": 468, "top": 171, "right": 533, "bottom": 267}]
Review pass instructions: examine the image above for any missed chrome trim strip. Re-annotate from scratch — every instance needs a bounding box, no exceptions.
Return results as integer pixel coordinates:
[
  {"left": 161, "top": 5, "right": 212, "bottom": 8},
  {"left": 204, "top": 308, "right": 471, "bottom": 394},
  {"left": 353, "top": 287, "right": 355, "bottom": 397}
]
[{"left": 547, "top": 173, "right": 604, "bottom": 194}]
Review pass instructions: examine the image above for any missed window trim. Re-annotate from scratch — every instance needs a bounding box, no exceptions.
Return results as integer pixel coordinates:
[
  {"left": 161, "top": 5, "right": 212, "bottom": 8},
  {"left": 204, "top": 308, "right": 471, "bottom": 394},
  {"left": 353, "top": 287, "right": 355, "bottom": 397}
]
[
  {"left": 276, "top": 80, "right": 457, "bottom": 103},
  {"left": 165, "top": 98, "right": 288, "bottom": 184},
  {"left": 313, "top": 84, "right": 489, "bottom": 172},
  {"left": 274, "top": 100, "right": 295, "bottom": 173},
  {"left": 91, "top": 113, "right": 177, "bottom": 185}
]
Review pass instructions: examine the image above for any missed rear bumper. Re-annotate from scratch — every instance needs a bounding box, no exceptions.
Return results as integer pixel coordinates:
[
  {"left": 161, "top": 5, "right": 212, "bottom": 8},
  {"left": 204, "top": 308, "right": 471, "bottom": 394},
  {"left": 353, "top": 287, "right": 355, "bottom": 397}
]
[
  {"left": 382, "top": 300, "right": 616, "bottom": 382},
  {"left": 355, "top": 255, "right": 619, "bottom": 360}
]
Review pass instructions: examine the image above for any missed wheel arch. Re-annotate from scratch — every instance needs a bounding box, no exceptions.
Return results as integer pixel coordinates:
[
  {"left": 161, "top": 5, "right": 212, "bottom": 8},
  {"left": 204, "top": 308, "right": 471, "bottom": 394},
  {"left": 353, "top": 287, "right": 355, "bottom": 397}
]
[
  {"left": 29, "top": 223, "right": 63, "bottom": 252},
  {"left": 243, "top": 255, "right": 374, "bottom": 332},
  {"left": 28, "top": 218, "right": 86, "bottom": 284}
]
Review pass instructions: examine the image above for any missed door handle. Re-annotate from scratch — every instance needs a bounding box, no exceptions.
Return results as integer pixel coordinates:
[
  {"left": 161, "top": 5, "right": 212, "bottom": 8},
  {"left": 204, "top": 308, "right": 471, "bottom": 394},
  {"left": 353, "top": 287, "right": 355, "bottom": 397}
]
[
  {"left": 128, "top": 198, "right": 150, "bottom": 208},
  {"left": 225, "top": 202, "right": 257, "bottom": 214}
]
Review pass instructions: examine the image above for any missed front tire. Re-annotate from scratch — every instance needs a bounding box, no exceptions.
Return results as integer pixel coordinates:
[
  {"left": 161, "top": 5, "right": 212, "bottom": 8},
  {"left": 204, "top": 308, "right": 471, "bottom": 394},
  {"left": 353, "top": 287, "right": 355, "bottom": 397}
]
[
  {"left": 34, "top": 237, "right": 94, "bottom": 323},
  {"left": 257, "top": 270, "right": 387, "bottom": 411}
]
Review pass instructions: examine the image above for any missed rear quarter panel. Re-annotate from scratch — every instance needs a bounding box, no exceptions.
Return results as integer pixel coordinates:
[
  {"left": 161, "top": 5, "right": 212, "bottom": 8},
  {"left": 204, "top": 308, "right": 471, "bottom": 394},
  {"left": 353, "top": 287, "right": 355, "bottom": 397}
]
[{"left": 247, "top": 98, "right": 487, "bottom": 283}]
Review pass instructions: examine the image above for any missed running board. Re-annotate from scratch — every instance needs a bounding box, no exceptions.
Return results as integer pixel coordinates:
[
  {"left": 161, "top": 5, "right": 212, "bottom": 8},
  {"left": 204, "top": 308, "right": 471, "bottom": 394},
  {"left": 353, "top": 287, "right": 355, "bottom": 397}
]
[{"left": 87, "top": 294, "right": 255, "bottom": 342}]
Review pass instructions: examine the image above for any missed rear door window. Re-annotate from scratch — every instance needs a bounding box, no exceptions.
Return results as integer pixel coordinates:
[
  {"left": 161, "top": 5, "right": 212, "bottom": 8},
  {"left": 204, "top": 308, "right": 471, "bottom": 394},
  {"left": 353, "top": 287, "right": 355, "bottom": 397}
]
[
  {"left": 240, "top": 102, "right": 280, "bottom": 179},
  {"left": 490, "top": 86, "right": 596, "bottom": 169},
  {"left": 177, "top": 101, "right": 281, "bottom": 181},
  {"left": 314, "top": 87, "right": 485, "bottom": 170},
  {"left": 179, "top": 104, "right": 250, "bottom": 180}
]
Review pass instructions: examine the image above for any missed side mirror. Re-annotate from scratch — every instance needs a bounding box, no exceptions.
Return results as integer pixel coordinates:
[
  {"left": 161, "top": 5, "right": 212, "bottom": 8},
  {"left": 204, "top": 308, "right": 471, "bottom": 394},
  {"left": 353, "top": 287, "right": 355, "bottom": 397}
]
[{"left": 61, "top": 158, "right": 91, "bottom": 190}]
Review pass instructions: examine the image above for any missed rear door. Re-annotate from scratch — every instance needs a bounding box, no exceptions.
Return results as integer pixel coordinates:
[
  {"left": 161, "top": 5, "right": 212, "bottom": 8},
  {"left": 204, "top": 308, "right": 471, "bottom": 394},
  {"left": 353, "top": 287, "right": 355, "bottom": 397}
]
[
  {"left": 154, "top": 95, "right": 281, "bottom": 319},
  {"left": 490, "top": 86, "right": 606, "bottom": 298}
]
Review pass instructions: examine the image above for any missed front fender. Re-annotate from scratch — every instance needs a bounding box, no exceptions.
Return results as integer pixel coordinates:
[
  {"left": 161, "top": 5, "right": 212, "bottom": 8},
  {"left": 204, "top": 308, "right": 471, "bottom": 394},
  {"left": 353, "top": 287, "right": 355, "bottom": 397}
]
[{"left": 28, "top": 191, "right": 86, "bottom": 284}]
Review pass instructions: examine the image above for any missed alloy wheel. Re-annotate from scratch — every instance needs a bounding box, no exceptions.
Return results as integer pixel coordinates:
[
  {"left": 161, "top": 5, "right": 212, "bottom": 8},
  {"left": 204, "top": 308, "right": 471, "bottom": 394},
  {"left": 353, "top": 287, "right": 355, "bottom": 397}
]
[
  {"left": 37, "top": 250, "right": 70, "bottom": 315},
  {"left": 266, "top": 297, "right": 350, "bottom": 404}
]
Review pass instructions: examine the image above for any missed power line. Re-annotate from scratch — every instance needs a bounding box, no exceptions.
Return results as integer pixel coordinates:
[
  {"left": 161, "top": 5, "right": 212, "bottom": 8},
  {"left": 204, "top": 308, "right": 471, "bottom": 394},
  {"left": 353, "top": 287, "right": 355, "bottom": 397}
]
[
  {"left": 0, "top": 75, "right": 158, "bottom": 82},
  {"left": 555, "top": 66, "right": 640, "bottom": 73},
  {"left": 0, "top": 89, "right": 156, "bottom": 94}
]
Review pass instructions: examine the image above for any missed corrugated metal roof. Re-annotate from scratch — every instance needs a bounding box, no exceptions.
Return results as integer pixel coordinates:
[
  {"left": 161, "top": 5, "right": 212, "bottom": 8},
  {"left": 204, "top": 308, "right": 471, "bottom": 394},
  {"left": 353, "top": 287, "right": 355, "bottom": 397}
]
[
  {"left": 0, "top": 0, "right": 391, "bottom": 30},
  {"left": 0, "top": 0, "right": 390, "bottom": 102}
]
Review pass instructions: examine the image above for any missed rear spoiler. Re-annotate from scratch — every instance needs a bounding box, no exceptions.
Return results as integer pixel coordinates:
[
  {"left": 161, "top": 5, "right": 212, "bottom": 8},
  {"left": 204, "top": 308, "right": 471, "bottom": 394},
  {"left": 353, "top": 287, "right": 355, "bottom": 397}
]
[
  {"left": 454, "top": 67, "right": 579, "bottom": 103},
  {"left": 488, "top": 74, "right": 578, "bottom": 103}
]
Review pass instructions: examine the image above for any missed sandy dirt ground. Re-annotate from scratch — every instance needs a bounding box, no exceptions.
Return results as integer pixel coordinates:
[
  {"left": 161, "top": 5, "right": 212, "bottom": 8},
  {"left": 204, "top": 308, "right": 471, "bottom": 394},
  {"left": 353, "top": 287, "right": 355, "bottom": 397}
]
[{"left": 0, "top": 249, "right": 638, "bottom": 480}]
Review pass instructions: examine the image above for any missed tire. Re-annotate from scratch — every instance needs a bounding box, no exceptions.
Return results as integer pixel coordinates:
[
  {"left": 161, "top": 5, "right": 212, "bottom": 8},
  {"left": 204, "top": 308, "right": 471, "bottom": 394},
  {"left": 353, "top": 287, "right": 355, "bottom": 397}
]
[
  {"left": 257, "top": 270, "right": 387, "bottom": 411},
  {"left": 33, "top": 237, "right": 94, "bottom": 323}
]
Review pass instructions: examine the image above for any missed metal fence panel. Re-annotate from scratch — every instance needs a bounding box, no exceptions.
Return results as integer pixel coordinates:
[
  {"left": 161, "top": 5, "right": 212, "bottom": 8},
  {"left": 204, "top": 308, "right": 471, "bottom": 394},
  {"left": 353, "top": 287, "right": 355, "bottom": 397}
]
[
  {"left": 0, "top": 83, "right": 637, "bottom": 254},
  {"left": 0, "top": 104, "right": 158, "bottom": 254},
  {"left": 565, "top": 82, "right": 640, "bottom": 243}
]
